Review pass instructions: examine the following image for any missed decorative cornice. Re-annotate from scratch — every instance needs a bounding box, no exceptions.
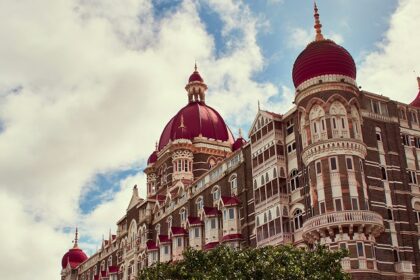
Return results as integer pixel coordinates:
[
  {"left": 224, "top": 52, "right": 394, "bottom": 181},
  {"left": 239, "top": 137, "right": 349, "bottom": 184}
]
[
  {"left": 301, "top": 139, "right": 367, "bottom": 165},
  {"left": 360, "top": 110, "right": 399, "bottom": 123}
]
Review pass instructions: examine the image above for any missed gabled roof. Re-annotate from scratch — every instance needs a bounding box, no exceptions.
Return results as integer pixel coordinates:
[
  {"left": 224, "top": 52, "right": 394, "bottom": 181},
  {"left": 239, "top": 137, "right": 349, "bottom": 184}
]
[
  {"left": 187, "top": 216, "right": 203, "bottom": 226},
  {"left": 158, "top": 235, "right": 171, "bottom": 244},
  {"left": 221, "top": 233, "right": 242, "bottom": 242},
  {"left": 146, "top": 240, "right": 158, "bottom": 251},
  {"left": 248, "top": 109, "right": 282, "bottom": 137},
  {"left": 220, "top": 196, "right": 241, "bottom": 207},
  {"left": 127, "top": 185, "right": 141, "bottom": 211},
  {"left": 170, "top": 227, "right": 188, "bottom": 236},
  {"left": 203, "top": 206, "right": 220, "bottom": 217}
]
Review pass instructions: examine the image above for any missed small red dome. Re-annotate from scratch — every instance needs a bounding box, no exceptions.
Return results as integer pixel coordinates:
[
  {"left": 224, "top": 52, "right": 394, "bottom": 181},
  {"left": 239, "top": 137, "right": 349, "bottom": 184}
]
[
  {"left": 147, "top": 151, "right": 158, "bottom": 165},
  {"left": 188, "top": 71, "right": 203, "bottom": 83},
  {"left": 61, "top": 248, "right": 88, "bottom": 269},
  {"left": 158, "top": 101, "right": 234, "bottom": 150},
  {"left": 292, "top": 39, "right": 356, "bottom": 88},
  {"left": 232, "top": 137, "right": 246, "bottom": 151}
]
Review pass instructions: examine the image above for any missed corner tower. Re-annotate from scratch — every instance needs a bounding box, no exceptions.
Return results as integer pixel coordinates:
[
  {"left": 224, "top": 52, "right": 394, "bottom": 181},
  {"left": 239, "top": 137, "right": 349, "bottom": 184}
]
[{"left": 293, "top": 3, "right": 384, "bottom": 276}]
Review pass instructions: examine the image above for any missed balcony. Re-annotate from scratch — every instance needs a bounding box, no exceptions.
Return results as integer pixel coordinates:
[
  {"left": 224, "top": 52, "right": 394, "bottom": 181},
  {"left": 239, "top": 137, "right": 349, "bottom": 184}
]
[
  {"left": 302, "top": 139, "right": 367, "bottom": 166},
  {"left": 302, "top": 211, "right": 384, "bottom": 243},
  {"left": 395, "top": 261, "right": 413, "bottom": 273}
]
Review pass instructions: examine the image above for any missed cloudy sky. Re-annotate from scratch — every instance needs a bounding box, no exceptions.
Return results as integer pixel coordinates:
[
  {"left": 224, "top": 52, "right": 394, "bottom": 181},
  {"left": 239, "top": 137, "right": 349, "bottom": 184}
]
[{"left": 0, "top": 0, "right": 419, "bottom": 278}]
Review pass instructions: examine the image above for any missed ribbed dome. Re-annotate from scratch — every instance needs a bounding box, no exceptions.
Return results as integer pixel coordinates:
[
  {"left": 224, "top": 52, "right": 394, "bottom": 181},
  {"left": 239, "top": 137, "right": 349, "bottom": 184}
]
[
  {"left": 61, "top": 248, "right": 88, "bottom": 269},
  {"left": 292, "top": 39, "right": 356, "bottom": 88},
  {"left": 158, "top": 101, "right": 234, "bottom": 150},
  {"left": 147, "top": 151, "right": 158, "bottom": 165},
  {"left": 188, "top": 71, "right": 203, "bottom": 83}
]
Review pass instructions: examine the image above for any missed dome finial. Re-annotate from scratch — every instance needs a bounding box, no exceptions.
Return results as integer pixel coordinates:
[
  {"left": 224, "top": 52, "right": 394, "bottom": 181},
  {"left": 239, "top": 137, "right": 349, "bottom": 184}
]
[
  {"left": 194, "top": 61, "right": 198, "bottom": 72},
  {"left": 73, "top": 227, "right": 79, "bottom": 248},
  {"left": 314, "top": 1, "right": 324, "bottom": 41},
  {"left": 155, "top": 141, "right": 158, "bottom": 151},
  {"left": 238, "top": 128, "right": 242, "bottom": 138}
]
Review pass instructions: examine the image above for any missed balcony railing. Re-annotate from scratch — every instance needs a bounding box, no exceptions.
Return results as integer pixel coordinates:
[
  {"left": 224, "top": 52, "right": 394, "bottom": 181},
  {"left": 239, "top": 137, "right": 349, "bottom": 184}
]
[
  {"left": 302, "top": 211, "right": 384, "bottom": 241},
  {"left": 395, "top": 261, "right": 413, "bottom": 273}
]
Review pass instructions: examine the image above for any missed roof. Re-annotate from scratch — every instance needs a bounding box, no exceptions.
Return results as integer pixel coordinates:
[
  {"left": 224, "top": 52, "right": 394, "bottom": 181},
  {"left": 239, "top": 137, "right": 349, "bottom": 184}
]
[
  {"left": 170, "top": 227, "right": 188, "bottom": 236},
  {"left": 188, "top": 70, "right": 204, "bottom": 83},
  {"left": 232, "top": 137, "right": 247, "bottom": 151},
  {"left": 146, "top": 240, "right": 158, "bottom": 251},
  {"left": 158, "top": 235, "right": 171, "bottom": 244},
  {"left": 203, "top": 241, "right": 219, "bottom": 251},
  {"left": 221, "top": 233, "right": 243, "bottom": 242},
  {"left": 61, "top": 248, "right": 88, "bottom": 269},
  {"left": 158, "top": 101, "right": 234, "bottom": 150},
  {"left": 187, "top": 216, "right": 203, "bottom": 226},
  {"left": 292, "top": 39, "right": 356, "bottom": 88},
  {"left": 221, "top": 196, "right": 241, "bottom": 207},
  {"left": 108, "top": 266, "right": 118, "bottom": 274},
  {"left": 203, "top": 206, "right": 220, "bottom": 217}
]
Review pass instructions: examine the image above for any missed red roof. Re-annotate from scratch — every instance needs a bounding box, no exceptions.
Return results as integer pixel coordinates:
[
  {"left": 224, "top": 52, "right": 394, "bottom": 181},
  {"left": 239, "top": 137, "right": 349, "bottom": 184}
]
[
  {"left": 221, "top": 196, "right": 241, "bottom": 207},
  {"left": 221, "top": 233, "right": 242, "bottom": 242},
  {"left": 94, "top": 276, "right": 99, "bottom": 280},
  {"left": 203, "top": 206, "right": 220, "bottom": 217},
  {"left": 188, "top": 70, "right": 204, "bottom": 83},
  {"left": 146, "top": 240, "right": 158, "bottom": 251},
  {"left": 158, "top": 101, "right": 234, "bottom": 150},
  {"left": 108, "top": 266, "right": 118, "bottom": 274},
  {"left": 203, "top": 241, "right": 219, "bottom": 251},
  {"left": 158, "top": 235, "right": 171, "bottom": 244},
  {"left": 232, "top": 137, "right": 246, "bottom": 151},
  {"left": 147, "top": 150, "right": 158, "bottom": 165},
  {"left": 292, "top": 39, "right": 356, "bottom": 88},
  {"left": 171, "top": 227, "right": 188, "bottom": 236},
  {"left": 61, "top": 247, "right": 88, "bottom": 269},
  {"left": 187, "top": 216, "right": 202, "bottom": 226}
]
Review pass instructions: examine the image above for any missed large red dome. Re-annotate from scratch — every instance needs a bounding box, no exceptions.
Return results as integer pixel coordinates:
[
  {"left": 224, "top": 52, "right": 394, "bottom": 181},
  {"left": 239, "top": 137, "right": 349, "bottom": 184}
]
[
  {"left": 292, "top": 39, "right": 356, "bottom": 88},
  {"left": 158, "top": 101, "right": 234, "bottom": 150},
  {"left": 61, "top": 248, "right": 88, "bottom": 269}
]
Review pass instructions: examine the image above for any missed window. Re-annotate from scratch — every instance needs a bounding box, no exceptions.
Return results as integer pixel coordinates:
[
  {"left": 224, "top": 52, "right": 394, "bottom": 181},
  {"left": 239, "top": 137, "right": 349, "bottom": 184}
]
[
  {"left": 346, "top": 157, "right": 353, "bottom": 170},
  {"left": 408, "top": 171, "right": 418, "bottom": 184},
  {"left": 319, "top": 201, "right": 326, "bottom": 214},
  {"left": 177, "top": 237, "right": 182, "bottom": 247},
  {"left": 371, "top": 100, "right": 388, "bottom": 116},
  {"left": 286, "top": 120, "right": 294, "bottom": 135},
  {"left": 351, "top": 198, "right": 359, "bottom": 210},
  {"left": 357, "top": 242, "right": 365, "bottom": 257},
  {"left": 108, "top": 256, "right": 112, "bottom": 266},
  {"left": 399, "top": 108, "right": 407, "bottom": 120},
  {"left": 411, "top": 111, "right": 418, "bottom": 124},
  {"left": 196, "top": 197, "right": 204, "bottom": 212},
  {"left": 335, "top": 199, "right": 343, "bottom": 212},
  {"left": 293, "top": 209, "right": 303, "bottom": 230},
  {"left": 329, "top": 157, "right": 338, "bottom": 171},
  {"left": 212, "top": 187, "right": 220, "bottom": 202},
  {"left": 339, "top": 243, "right": 347, "bottom": 250},
  {"left": 360, "top": 159, "right": 364, "bottom": 173},
  {"left": 194, "top": 227, "right": 200, "bottom": 238},
  {"left": 414, "top": 201, "right": 420, "bottom": 223},
  {"left": 402, "top": 134, "right": 410, "bottom": 146},
  {"left": 393, "top": 249, "right": 400, "bottom": 262},
  {"left": 387, "top": 208, "right": 393, "bottom": 220},
  {"left": 287, "top": 142, "right": 296, "bottom": 153},
  {"left": 230, "top": 176, "right": 238, "bottom": 195},
  {"left": 316, "top": 161, "right": 322, "bottom": 174},
  {"left": 289, "top": 169, "right": 299, "bottom": 192},
  {"left": 376, "top": 132, "right": 382, "bottom": 141},
  {"left": 164, "top": 246, "right": 169, "bottom": 255},
  {"left": 180, "top": 208, "right": 186, "bottom": 223},
  {"left": 381, "top": 167, "right": 387, "bottom": 180},
  {"left": 273, "top": 168, "right": 277, "bottom": 178},
  {"left": 210, "top": 218, "right": 216, "bottom": 229},
  {"left": 229, "top": 208, "right": 235, "bottom": 220}
]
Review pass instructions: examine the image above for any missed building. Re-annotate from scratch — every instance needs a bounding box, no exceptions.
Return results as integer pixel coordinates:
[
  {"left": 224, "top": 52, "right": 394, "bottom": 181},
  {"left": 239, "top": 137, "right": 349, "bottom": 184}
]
[{"left": 61, "top": 3, "right": 420, "bottom": 280}]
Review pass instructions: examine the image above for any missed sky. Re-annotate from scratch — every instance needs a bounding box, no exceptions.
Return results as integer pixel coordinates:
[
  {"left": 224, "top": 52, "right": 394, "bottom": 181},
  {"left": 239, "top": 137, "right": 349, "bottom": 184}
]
[{"left": 0, "top": 0, "right": 419, "bottom": 279}]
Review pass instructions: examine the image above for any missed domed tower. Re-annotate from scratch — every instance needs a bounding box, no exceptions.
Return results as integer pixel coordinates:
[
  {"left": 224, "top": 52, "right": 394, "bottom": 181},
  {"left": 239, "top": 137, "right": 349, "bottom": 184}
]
[
  {"left": 293, "top": 2, "right": 384, "bottom": 274},
  {"left": 61, "top": 228, "right": 88, "bottom": 280},
  {"left": 144, "top": 65, "right": 234, "bottom": 198}
]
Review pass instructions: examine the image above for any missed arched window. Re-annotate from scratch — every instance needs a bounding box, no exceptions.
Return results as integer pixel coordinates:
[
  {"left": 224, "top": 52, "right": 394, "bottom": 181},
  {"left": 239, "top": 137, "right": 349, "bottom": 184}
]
[
  {"left": 265, "top": 173, "right": 269, "bottom": 183},
  {"left": 253, "top": 179, "right": 257, "bottom": 189},
  {"left": 212, "top": 186, "right": 220, "bottom": 202},
  {"left": 196, "top": 197, "right": 204, "bottom": 213},
  {"left": 309, "top": 105, "right": 326, "bottom": 142},
  {"left": 180, "top": 208, "right": 187, "bottom": 223},
  {"left": 208, "top": 157, "right": 216, "bottom": 168},
  {"left": 273, "top": 168, "right": 277, "bottom": 178},
  {"left": 289, "top": 169, "right": 299, "bottom": 192},
  {"left": 351, "top": 106, "right": 362, "bottom": 140},
  {"left": 108, "top": 256, "right": 112, "bottom": 266},
  {"left": 293, "top": 209, "right": 303, "bottom": 230},
  {"left": 268, "top": 210, "right": 272, "bottom": 221},
  {"left": 261, "top": 175, "right": 265, "bottom": 185},
  {"left": 330, "top": 101, "right": 348, "bottom": 138},
  {"left": 413, "top": 201, "right": 420, "bottom": 223},
  {"left": 230, "top": 175, "right": 238, "bottom": 195}
]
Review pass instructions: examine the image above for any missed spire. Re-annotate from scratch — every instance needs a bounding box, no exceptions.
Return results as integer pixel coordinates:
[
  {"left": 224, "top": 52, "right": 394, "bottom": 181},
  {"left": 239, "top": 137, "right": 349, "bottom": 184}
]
[
  {"left": 155, "top": 141, "right": 158, "bottom": 151},
  {"left": 238, "top": 128, "right": 243, "bottom": 138},
  {"left": 73, "top": 227, "right": 79, "bottom": 248},
  {"left": 194, "top": 61, "right": 198, "bottom": 72},
  {"left": 313, "top": 1, "right": 324, "bottom": 41}
]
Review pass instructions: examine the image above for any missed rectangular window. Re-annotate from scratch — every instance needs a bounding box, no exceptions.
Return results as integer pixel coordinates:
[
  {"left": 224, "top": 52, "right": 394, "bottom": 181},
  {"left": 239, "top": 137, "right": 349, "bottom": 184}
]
[
  {"left": 194, "top": 227, "right": 200, "bottom": 238},
  {"left": 229, "top": 208, "right": 235, "bottom": 220},
  {"left": 316, "top": 161, "right": 322, "bottom": 174},
  {"left": 319, "top": 201, "right": 326, "bottom": 214},
  {"left": 330, "top": 157, "right": 337, "bottom": 171},
  {"left": 164, "top": 246, "right": 169, "bottom": 255},
  {"left": 411, "top": 111, "right": 418, "bottom": 124},
  {"left": 177, "top": 237, "right": 182, "bottom": 247},
  {"left": 402, "top": 134, "right": 410, "bottom": 146},
  {"left": 387, "top": 208, "right": 393, "bottom": 220},
  {"left": 346, "top": 157, "right": 353, "bottom": 170},
  {"left": 211, "top": 218, "right": 216, "bottom": 229},
  {"left": 335, "top": 199, "right": 342, "bottom": 212},
  {"left": 409, "top": 171, "right": 418, "bottom": 184},
  {"left": 357, "top": 242, "right": 364, "bottom": 257},
  {"left": 351, "top": 198, "right": 359, "bottom": 210},
  {"left": 371, "top": 100, "right": 380, "bottom": 114},
  {"left": 339, "top": 243, "right": 347, "bottom": 250}
]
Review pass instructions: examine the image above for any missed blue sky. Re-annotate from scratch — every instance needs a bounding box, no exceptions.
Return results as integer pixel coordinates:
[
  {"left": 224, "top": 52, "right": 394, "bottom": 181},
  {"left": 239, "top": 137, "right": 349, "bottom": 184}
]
[
  {"left": 0, "top": 0, "right": 419, "bottom": 278},
  {"left": 78, "top": 0, "right": 400, "bottom": 216}
]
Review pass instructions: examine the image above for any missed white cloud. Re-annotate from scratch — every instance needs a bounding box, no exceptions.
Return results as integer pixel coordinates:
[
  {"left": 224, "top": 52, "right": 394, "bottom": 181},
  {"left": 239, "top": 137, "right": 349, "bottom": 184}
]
[
  {"left": 0, "top": 0, "right": 281, "bottom": 279},
  {"left": 287, "top": 27, "right": 344, "bottom": 50},
  {"left": 358, "top": 0, "right": 420, "bottom": 102}
]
